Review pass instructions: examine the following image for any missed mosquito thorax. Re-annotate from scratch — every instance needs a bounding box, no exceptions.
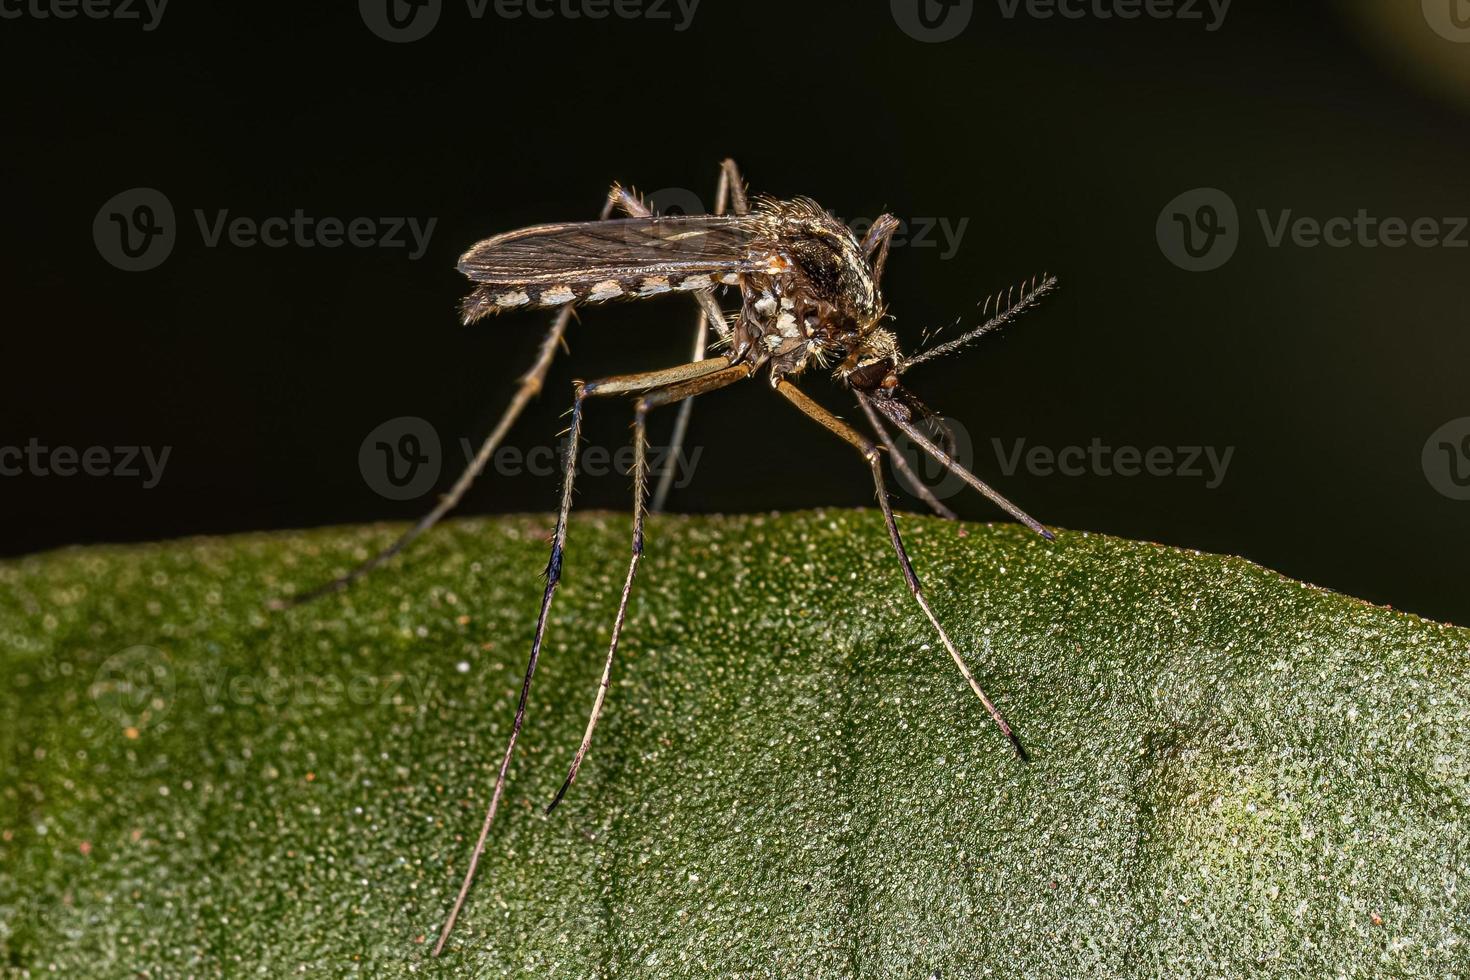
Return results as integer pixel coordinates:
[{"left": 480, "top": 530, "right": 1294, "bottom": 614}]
[{"left": 732, "top": 198, "right": 887, "bottom": 379}]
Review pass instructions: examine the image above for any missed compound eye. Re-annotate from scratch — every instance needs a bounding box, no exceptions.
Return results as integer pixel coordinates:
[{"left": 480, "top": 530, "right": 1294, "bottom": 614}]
[{"left": 880, "top": 374, "right": 899, "bottom": 389}]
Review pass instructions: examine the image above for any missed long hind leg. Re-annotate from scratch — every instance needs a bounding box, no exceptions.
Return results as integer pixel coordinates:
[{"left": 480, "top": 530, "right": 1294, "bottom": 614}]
[
  {"left": 773, "top": 380, "right": 1027, "bottom": 759},
  {"left": 431, "top": 357, "right": 750, "bottom": 957},
  {"left": 545, "top": 362, "right": 749, "bottom": 814}
]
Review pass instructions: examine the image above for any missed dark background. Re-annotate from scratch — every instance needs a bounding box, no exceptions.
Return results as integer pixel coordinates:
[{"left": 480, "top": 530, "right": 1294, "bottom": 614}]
[{"left": 4, "top": 1, "right": 1468, "bottom": 623}]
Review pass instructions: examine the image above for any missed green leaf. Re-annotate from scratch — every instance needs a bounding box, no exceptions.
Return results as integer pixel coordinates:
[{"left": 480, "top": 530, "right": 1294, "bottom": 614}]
[{"left": 2, "top": 512, "right": 1466, "bottom": 976}]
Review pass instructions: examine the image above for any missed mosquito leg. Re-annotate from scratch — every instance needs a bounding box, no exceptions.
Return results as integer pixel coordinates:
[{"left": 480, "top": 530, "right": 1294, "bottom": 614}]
[
  {"left": 774, "top": 380, "right": 1027, "bottom": 759},
  {"left": 854, "top": 394, "right": 959, "bottom": 521},
  {"left": 432, "top": 356, "right": 746, "bottom": 958},
  {"left": 649, "top": 312, "right": 708, "bottom": 514},
  {"left": 720, "top": 157, "right": 750, "bottom": 215},
  {"left": 430, "top": 380, "right": 586, "bottom": 958},
  {"left": 546, "top": 361, "right": 752, "bottom": 814},
  {"left": 864, "top": 392, "right": 1054, "bottom": 541},
  {"left": 650, "top": 158, "right": 738, "bottom": 513},
  {"left": 859, "top": 213, "right": 901, "bottom": 284},
  {"left": 275, "top": 193, "right": 640, "bottom": 609}
]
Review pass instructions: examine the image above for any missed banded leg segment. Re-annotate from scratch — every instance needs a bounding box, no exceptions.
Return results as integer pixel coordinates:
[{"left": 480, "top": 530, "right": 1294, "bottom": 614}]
[
  {"left": 774, "top": 380, "right": 1026, "bottom": 759},
  {"left": 432, "top": 356, "right": 749, "bottom": 957}
]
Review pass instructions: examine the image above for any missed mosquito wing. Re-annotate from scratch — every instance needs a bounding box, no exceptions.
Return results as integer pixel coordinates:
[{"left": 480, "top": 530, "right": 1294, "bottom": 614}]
[{"left": 458, "top": 214, "right": 765, "bottom": 323}]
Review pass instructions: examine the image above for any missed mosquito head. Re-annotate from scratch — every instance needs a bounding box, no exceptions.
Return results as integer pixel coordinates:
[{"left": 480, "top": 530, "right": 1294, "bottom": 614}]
[{"left": 841, "top": 350, "right": 948, "bottom": 437}]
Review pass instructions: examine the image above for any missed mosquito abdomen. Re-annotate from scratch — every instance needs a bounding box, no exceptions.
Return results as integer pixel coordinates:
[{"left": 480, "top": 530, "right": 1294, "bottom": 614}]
[{"left": 461, "top": 271, "right": 738, "bottom": 324}]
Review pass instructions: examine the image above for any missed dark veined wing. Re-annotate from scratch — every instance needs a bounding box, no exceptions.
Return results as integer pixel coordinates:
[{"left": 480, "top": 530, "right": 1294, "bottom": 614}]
[{"left": 458, "top": 215, "right": 764, "bottom": 323}]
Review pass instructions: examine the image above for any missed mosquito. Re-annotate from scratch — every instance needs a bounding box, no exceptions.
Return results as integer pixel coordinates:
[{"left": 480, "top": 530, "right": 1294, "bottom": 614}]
[{"left": 274, "top": 159, "right": 1060, "bottom": 956}]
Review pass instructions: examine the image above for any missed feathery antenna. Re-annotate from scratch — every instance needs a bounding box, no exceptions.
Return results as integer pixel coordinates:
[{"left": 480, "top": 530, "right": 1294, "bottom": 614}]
[{"left": 899, "top": 273, "right": 1058, "bottom": 375}]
